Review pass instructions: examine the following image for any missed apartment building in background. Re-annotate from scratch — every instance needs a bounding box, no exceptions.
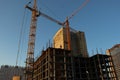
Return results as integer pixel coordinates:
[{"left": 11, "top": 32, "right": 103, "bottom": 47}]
[
  {"left": 0, "top": 65, "right": 25, "bottom": 80},
  {"left": 106, "top": 44, "right": 120, "bottom": 79}
]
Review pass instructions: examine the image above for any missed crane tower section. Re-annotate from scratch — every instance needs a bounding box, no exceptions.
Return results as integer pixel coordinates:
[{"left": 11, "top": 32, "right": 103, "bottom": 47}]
[{"left": 25, "top": 0, "right": 39, "bottom": 79}]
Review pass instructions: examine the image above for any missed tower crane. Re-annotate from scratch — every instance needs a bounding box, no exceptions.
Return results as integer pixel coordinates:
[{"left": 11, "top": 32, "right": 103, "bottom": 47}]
[
  {"left": 25, "top": 0, "right": 89, "bottom": 79},
  {"left": 25, "top": 0, "right": 63, "bottom": 80},
  {"left": 64, "top": 0, "right": 89, "bottom": 51},
  {"left": 25, "top": 0, "right": 38, "bottom": 79}
]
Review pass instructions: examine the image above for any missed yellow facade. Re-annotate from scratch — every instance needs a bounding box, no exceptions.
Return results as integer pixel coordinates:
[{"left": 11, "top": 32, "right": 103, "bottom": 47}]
[
  {"left": 53, "top": 27, "right": 67, "bottom": 49},
  {"left": 13, "top": 76, "right": 20, "bottom": 80}
]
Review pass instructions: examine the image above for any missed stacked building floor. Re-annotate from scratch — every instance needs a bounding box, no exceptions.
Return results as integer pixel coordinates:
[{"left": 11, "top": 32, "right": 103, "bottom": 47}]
[{"left": 33, "top": 47, "right": 118, "bottom": 80}]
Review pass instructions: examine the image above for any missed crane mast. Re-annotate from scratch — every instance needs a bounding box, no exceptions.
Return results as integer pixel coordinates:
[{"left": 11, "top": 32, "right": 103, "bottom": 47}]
[
  {"left": 25, "top": 0, "right": 39, "bottom": 80},
  {"left": 64, "top": 18, "right": 71, "bottom": 50}
]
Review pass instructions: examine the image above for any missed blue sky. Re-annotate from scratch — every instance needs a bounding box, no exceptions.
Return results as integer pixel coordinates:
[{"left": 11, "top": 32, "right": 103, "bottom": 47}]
[{"left": 0, "top": 0, "right": 120, "bottom": 67}]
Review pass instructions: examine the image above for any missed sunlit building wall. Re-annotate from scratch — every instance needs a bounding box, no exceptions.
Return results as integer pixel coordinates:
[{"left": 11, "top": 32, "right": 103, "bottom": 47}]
[{"left": 53, "top": 27, "right": 88, "bottom": 57}]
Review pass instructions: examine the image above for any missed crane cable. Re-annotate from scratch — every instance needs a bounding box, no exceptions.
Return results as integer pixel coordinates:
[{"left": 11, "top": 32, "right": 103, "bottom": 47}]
[
  {"left": 68, "top": 0, "right": 89, "bottom": 20},
  {"left": 16, "top": 8, "right": 27, "bottom": 66},
  {"left": 39, "top": 1, "right": 62, "bottom": 22}
]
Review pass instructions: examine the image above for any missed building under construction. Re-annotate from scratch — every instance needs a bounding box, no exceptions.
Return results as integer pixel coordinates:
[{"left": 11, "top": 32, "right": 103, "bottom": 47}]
[
  {"left": 23, "top": 0, "right": 118, "bottom": 79},
  {"left": 33, "top": 47, "right": 118, "bottom": 80},
  {"left": 24, "top": 0, "right": 90, "bottom": 79},
  {"left": 53, "top": 27, "right": 88, "bottom": 57}
]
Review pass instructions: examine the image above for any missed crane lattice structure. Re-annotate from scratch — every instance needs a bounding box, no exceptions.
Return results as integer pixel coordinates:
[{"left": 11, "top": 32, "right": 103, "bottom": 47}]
[{"left": 25, "top": 0, "right": 38, "bottom": 80}]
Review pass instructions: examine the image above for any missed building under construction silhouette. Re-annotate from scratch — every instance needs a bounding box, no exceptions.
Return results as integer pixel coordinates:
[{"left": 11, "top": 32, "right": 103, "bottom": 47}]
[
  {"left": 34, "top": 49, "right": 118, "bottom": 80},
  {"left": 33, "top": 28, "right": 118, "bottom": 80}
]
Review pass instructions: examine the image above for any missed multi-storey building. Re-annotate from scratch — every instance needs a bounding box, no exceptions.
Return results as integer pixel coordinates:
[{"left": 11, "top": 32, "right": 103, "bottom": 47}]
[
  {"left": 106, "top": 44, "right": 120, "bottom": 79},
  {"left": 33, "top": 47, "right": 117, "bottom": 80},
  {"left": 53, "top": 27, "right": 88, "bottom": 57},
  {"left": 34, "top": 48, "right": 71, "bottom": 80},
  {"left": 0, "top": 65, "right": 25, "bottom": 80},
  {"left": 90, "top": 54, "right": 118, "bottom": 80}
]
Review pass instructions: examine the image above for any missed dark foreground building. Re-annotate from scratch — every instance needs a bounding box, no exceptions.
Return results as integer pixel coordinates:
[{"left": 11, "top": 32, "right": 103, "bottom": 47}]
[{"left": 33, "top": 48, "right": 118, "bottom": 80}]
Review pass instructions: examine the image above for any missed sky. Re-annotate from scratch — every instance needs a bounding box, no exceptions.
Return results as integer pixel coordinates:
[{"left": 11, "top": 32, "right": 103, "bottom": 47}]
[{"left": 0, "top": 0, "right": 120, "bottom": 67}]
